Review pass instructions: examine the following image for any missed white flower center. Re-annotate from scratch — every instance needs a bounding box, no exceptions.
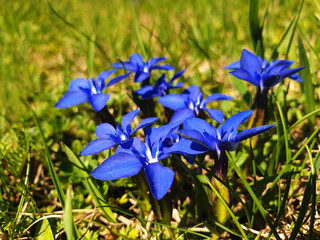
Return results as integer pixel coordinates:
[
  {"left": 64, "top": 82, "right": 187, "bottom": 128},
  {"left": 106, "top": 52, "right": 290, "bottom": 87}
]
[
  {"left": 120, "top": 134, "right": 127, "bottom": 141},
  {"left": 143, "top": 65, "right": 149, "bottom": 73},
  {"left": 146, "top": 146, "right": 158, "bottom": 164},
  {"left": 189, "top": 101, "right": 194, "bottom": 110}
]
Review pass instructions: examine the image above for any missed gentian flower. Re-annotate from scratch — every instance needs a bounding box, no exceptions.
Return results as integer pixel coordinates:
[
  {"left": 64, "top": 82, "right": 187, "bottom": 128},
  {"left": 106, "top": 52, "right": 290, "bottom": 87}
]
[
  {"left": 158, "top": 85, "right": 233, "bottom": 123},
  {"left": 90, "top": 124, "right": 178, "bottom": 200},
  {"left": 112, "top": 53, "right": 175, "bottom": 83},
  {"left": 80, "top": 108, "right": 159, "bottom": 155},
  {"left": 225, "top": 49, "right": 305, "bottom": 92},
  {"left": 55, "top": 70, "right": 131, "bottom": 111},
  {"left": 136, "top": 70, "right": 185, "bottom": 99},
  {"left": 168, "top": 110, "right": 275, "bottom": 176}
]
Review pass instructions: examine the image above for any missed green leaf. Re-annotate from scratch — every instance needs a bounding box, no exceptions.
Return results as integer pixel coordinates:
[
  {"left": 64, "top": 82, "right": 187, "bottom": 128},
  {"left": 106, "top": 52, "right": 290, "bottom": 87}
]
[
  {"left": 132, "top": 3, "right": 146, "bottom": 58},
  {"left": 249, "top": 0, "right": 264, "bottom": 57},
  {"left": 271, "top": 0, "right": 304, "bottom": 59},
  {"left": 64, "top": 186, "right": 75, "bottom": 240},
  {"left": 298, "top": 36, "right": 315, "bottom": 125},
  {"left": 288, "top": 144, "right": 316, "bottom": 240},
  {"left": 35, "top": 219, "right": 54, "bottom": 240}
]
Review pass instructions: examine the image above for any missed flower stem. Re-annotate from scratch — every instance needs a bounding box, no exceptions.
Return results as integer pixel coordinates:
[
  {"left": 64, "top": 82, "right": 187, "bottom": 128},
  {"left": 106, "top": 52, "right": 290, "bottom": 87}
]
[{"left": 96, "top": 106, "right": 116, "bottom": 127}]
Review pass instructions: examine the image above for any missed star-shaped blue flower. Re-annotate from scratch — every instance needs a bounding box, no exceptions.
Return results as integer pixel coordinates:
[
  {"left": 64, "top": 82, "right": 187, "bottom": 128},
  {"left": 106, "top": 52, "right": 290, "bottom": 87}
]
[
  {"left": 112, "top": 53, "right": 175, "bottom": 83},
  {"left": 158, "top": 85, "right": 233, "bottom": 123},
  {"left": 55, "top": 70, "right": 131, "bottom": 111},
  {"left": 168, "top": 110, "right": 275, "bottom": 176},
  {"left": 90, "top": 124, "right": 178, "bottom": 200},
  {"left": 80, "top": 108, "right": 159, "bottom": 155},
  {"left": 225, "top": 49, "right": 305, "bottom": 92},
  {"left": 136, "top": 70, "right": 185, "bottom": 99}
]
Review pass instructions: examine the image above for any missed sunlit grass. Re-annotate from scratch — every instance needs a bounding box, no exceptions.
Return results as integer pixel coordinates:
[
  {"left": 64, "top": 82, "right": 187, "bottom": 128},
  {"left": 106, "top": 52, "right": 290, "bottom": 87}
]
[{"left": 0, "top": 0, "right": 319, "bottom": 239}]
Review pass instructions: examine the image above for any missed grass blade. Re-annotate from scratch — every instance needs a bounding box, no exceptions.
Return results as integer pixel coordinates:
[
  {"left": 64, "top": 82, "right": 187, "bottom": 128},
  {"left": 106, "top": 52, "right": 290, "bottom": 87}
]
[
  {"left": 205, "top": 178, "right": 249, "bottom": 240},
  {"left": 274, "top": 97, "right": 291, "bottom": 164},
  {"left": 64, "top": 186, "right": 76, "bottom": 240},
  {"left": 26, "top": 102, "right": 79, "bottom": 238},
  {"left": 62, "top": 143, "right": 117, "bottom": 223},
  {"left": 35, "top": 218, "right": 54, "bottom": 240},
  {"left": 227, "top": 153, "right": 281, "bottom": 240},
  {"left": 271, "top": 0, "right": 304, "bottom": 59},
  {"left": 132, "top": 3, "right": 147, "bottom": 58},
  {"left": 298, "top": 36, "right": 315, "bottom": 125},
  {"left": 249, "top": 0, "right": 264, "bottom": 57},
  {"left": 31, "top": 107, "right": 66, "bottom": 208},
  {"left": 288, "top": 143, "right": 316, "bottom": 240}
]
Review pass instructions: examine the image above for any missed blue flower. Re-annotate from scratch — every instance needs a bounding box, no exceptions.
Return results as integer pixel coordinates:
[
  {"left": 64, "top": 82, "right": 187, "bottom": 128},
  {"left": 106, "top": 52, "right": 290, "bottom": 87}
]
[
  {"left": 55, "top": 70, "right": 131, "bottom": 111},
  {"left": 225, "top": 49, "right": 305, "bottom": 92},
  {"left": 112, "top": 53, "right": 175, "bottom": 83},
  {"left": 90, "top": 124, "right": 178, "bottom": 200},
  {"left": 80, "top": 108, "right": 159, "bottom": 155},
  {"left": 168, "top": 110, "right": 275, "bottom": 176},
  {"left": 136, "top": 70, "right": 185, "bottom": 99},
  {"left": 158, "top": 85, "right": 233, "bottom": 123}
]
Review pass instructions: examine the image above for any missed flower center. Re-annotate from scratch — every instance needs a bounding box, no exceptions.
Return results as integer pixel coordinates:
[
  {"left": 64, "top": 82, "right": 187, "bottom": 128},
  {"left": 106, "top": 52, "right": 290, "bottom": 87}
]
[{"left": 120, "top": 134, "right": 127, "bottom": 141}]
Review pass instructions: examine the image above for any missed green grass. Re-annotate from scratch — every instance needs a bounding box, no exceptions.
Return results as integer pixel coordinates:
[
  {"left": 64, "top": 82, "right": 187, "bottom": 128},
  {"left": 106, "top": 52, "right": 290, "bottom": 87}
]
[{"left": 0, "top": 0, "right": 319, "bottom": 239}]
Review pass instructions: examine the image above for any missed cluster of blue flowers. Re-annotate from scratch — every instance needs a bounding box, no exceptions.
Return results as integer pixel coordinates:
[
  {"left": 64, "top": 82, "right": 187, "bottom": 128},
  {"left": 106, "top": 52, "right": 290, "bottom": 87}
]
[{"left": 56, "top": 49, "right": 304, "bottom": 200}]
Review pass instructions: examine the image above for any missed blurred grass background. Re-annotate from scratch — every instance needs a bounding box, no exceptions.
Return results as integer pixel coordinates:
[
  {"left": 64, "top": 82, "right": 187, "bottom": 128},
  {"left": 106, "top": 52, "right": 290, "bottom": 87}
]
[{"left": 0, "top": 0, "right": 319, "bottom": 239}]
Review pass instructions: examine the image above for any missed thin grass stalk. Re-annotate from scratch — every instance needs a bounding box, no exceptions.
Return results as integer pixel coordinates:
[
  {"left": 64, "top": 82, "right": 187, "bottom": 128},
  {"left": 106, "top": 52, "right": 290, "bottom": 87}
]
[{"left": 228, "top": 152, "right": 281, "bottom": 240}]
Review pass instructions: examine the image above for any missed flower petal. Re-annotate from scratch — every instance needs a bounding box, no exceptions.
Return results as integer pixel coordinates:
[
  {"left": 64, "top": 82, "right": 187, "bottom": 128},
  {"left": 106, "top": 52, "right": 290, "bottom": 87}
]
[
  {"left": 184, "top": 117, "right": 213, "bottom": 135},
  {"left": 96, "top": 123, "right": 116, "bottom": 138},
  {"left": 237, "top": 124, "right": 275, "bottom": 142},
  {"left": 289, "top": 73, "right": 303, "bottom": 82},
  {"left": 130, "top": 53, "right": 145, "bottom": 68},
  {"left": 152, "top": 64, "right": 175, "bottom": 71},
  {"left": 177, "top": 129, "right": 207, "bottom": 144},
  {"left": 169, "top": 70, "right": 185, "bottom": 83},
  {"left": 148, "top": 57, "right": 167, "bottom": 66},
  {"left": 136, "top": 85, "right": 154, "bottom": 95},
  {"left": 278, "top": 67, "right": 305, "bottom": 81},
  {"left": 132, "top": 117, "right": 159, "bottom": 134},
  {"left": 80, "top": 139, "right": 116, "bottom": 155},
  {"left": 164, "top": 138, "right": 209, "bottom": 155},
  {"left": 91, "top": 152, "right": 142, "bottom": 180},
  {"left": 69, "top": 78, "right": 90, "bottom": 91},
  {"left": 121, "top": 109, "right": 140, "bottom": 134},
  {"left": 229, "top": 69, "right": 259, "bottom": 86},
  {"left": 134, "top": 71, "right": 150, "bottom": 82},
  {"left": 144, "top": 162, "right": 175, "bottom": 200},
  {"left": 55, "top": 91, "right": 89, "bottom": 108},
  {"left": 106, "top": 72, "right": 131, "bottom": 87},
  {"left": 240, "top": 49, "right": 262, "bottom": 74},
  {"left": 222, "top": 110, "right": 253, "bottom": 132},
  {"left": 225, "top": 60, "right": 240, "bottom": 70},
  {"left": 158, "top": 94, "right": 186, "bottom": 111},
  {"left": 169, "top": 109, "right": 195, "bottom": 124},
  {"left": 267, "top": 60, "right": 294, "bottom": 74},
  {"left": 203, "top": 108, "right": 225, "bottom": 123},
  {"left": 112, "top": 62, "right": 137, "bottom": 72},
  {"left": 89, "top": 93, "right": 110, "bottom": 111},
  {"left": 169, "top": 82, "right": 184, "bottom": 89},
  {"left": 202, "top": 93, "right": 233, "bottom": 106},
  {"left": 183, "top": 85, "right": 201, "bottom": 103},
  {"left": 96, "top": 69, "right": 117, "bottom": 89}
]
